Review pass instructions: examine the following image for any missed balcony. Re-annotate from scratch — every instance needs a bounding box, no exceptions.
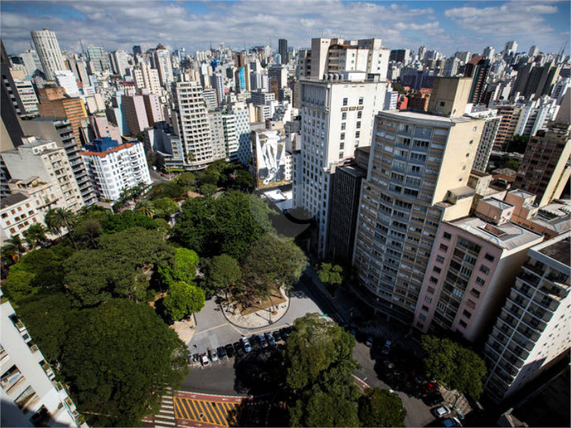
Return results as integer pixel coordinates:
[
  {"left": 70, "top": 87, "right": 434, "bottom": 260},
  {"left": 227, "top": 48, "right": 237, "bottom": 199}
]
[
  {"left": 519, "top": 272, "right": 540, "bottom": 287},
  {"left": 523, "top": 262, "right": 545, "bottom": 276}
]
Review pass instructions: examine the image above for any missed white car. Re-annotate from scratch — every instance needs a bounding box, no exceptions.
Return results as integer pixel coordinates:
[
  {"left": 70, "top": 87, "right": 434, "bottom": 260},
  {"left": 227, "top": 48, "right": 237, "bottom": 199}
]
[
  {"left": 209, "top": 348, "right": 218, "bottom": 362},
  {"left": 200, "top": 354, "right": 209, "bottom": 367},
  {"left": 431, "top": 405, "right": 452, "bottom": 418}
]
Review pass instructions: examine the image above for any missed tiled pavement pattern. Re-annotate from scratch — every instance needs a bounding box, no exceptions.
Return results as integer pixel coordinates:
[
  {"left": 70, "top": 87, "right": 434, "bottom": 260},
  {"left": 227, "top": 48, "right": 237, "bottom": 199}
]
[{"left": 174, "top": 396, "right": 242, "bottom": 427}]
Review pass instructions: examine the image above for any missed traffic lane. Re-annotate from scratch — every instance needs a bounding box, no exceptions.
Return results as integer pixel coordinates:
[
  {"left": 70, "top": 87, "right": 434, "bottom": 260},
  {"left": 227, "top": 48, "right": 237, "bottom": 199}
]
[
  {"left": 352, "top": 342, "right": 434, "bottom": 427},
  {"left": 182, "top": 356, "right": 238, "bottom": 395}
]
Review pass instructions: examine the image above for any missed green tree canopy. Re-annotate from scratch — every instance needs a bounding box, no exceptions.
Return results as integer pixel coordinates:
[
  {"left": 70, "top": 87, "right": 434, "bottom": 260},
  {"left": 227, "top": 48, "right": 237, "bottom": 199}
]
[
  {"left": 290, "top": 390, "right": 360, "bottom": 428},
  {"left": 159, "top": 248, "right": 199, "bottom": 286},
  {"left": 422, "top": 336, "right": 487, "bottom": 400},
  {"left": 151, "top": 197, "right": 179, "bottom": 220},
  {"left": 316, "top": 263, "right": 343, "bottom": 286},
  {"left": 243, "top": 234, "right": 308, "bottom": 291},
  {"left": 175, "top": 172, "right": 196, "bottom": 189},
  {"left": 102, "top": 210, "right": 158, "bottom": 234},
  {"left": 3, "top": 270, "right": 37, "bottom": 302},
  {"left": 74, "top": 218, "right": 102, "bottom": 248},
  {"left": 61, "top": 299, "right": 188, "bottom": 426},
  {"left": 163, "top": 281, "right": 206, "bottom": 321},
  {"left": 206, "top": 254, "right": 242, "bottom": 292},
  {"left": 23, "top": 223, "right": 48, "bottom": 249},
  {"left": 200, "top": 183, "right": 217, "bottom": 197},
  {"left": 358, "top": 388, "right": 407, "bottom": 427}
]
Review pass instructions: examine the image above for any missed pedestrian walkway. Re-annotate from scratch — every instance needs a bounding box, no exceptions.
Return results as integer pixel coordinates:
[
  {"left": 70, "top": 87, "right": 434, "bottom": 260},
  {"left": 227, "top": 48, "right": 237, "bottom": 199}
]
[
  {"left": 174, "top": 394, "right": 242, "bottom": 427},
  {"left": 142, "top": 387, "right": 178, "bottom": 428},
  {"left": 220, "top": 289, "right": 290, "bottom": 329}
]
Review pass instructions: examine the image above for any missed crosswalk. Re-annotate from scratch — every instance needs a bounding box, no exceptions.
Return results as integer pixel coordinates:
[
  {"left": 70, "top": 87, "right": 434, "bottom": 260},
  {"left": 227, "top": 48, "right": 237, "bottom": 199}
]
[
  {"left": 174, "top": 397, "right": 242, "bottom": 427},
  {"left": 150, "top": 388, "right": 177, "bottom": 428}
]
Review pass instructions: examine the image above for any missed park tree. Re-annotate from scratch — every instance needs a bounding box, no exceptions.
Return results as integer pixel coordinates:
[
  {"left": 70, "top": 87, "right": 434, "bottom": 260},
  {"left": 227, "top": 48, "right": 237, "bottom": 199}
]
[
  {"left": 61, "top": 299, "right": 188, "bottom": 426},
  {"left": 102, "top": 210, "right": 158, "bottom": 234},
  {"left": 3, "top": 235, "right": 26, "bottom": 259},
  {"left": 159, "top": 247, "right": 199, "bottom": 286},
  {"left": 74, "top": 218, "right": 102, "bottom": 248},
  {"left": 45, "top": 208, "right": 78, "bottom": 249},
  {"left": 175, "top": 172, "right": 195, "bottom": 189},
  {"left": 163, "top": 281, "right": 206, "bottom": 321},
  {"left": 3, "top": 270, "right": 37, "bottom": 302},
  {"left": 316, "top": 263, "right": 343, "bottom": 286},
  {"left": 23, "top": 223, "right": 48, "bottom": 249},
  {"left": 422, "top": 336, "right": 487, "bottom": 399},
  {"left": 290, "top": 390, "right": 360, "bottom": 428},
  {"left": 358, "top": 387, "right": 407, "bottom": 427},
  {"left": 205, "top": 254, "right": 242, "bottom": 295},
  {"left": 200, "top": 183, "right": 217, "bottom": 197},
  {"left": 151, "top": 197, "right": 179, "bottom": 220},
  {"left": 135, "top": 199, "right": 156, "bottom": 218}
]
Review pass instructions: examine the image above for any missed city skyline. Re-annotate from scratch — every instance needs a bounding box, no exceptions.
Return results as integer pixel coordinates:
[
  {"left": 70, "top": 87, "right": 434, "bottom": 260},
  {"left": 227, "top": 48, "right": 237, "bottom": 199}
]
[{"left": 1, "top": 0, "right": 570, "bottom": 57}]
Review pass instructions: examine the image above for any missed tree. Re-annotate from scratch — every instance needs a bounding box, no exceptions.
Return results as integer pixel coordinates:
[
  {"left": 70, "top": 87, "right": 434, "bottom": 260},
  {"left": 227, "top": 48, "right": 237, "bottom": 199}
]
[
  {"left": 316, "top": 263, "right": 343, "bottom": 286},
  {"left": 422, "top": 336, "right": 487, "bottom": 400},
  {"left": 159, "top": 247, "right": 199, "bottom": 286},
  {"left": 151, "top": 197, "right": 179, "bottom": 220},
  {"left": 505, "top": 134, "right": 529, "bottom": 154},
  {"left": 358, "top": 388, "right": 407, "bottom": 427},
  {"left": 23, "top": 223, "right": 48, "bottom": 249},
  {"left": 9, "top": 247, "right": 73, "bottom": 293},
  {"left": 290, "top": 390, "right": 360, "bottom": 427},
  {"left": 3, "top": 235, "right": 26, "bottom": 258},
  {"left": 61, "top": 300, "right": 188, "bottom": 426},
  {"left": 3, "top": 270, "right": 37, "bottom": 302},
  {"left": 74, "top": 218, "right": 102, "bottom": 248},
  {"left": 175, "top": 172, "right": 195, "bottom": 189},
  {"left": 102, "top": 210, "right": 158, "bottom": 234},
  {"left": 135, "top": 199, "right": 156, "bottom": 217},
  {"left": 200, "top": 183, "right": 217, "bottom": 197},
  {"left": 205, "top": 254, "right": 242, "bottom": 295},
  {"left": 45, "top": 208, "right": 78, "bottom": 249},
  {"left": 163, "top": 282, "right": 206, "bottom": 321},
  {"left": 233, "top": 169, "right": 253, "bottom": 189}
]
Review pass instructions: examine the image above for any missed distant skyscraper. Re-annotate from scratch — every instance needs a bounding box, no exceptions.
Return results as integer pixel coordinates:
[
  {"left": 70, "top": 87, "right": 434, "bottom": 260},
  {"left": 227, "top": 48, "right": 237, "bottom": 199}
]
[
  {"left": 133, "top": 45, "right": 142, "bottom": 57},
  {"left": 418, "top": 45, "right": 426, "bottom": 62},
  {"left": 465, "top": 58, "right": 491, "bottom": 105},
  {"left": 528, "top": 45, "right": 539, "bottom": 57},
  {"left": 279, "top": 39, "right": 288, "bottom": 65},
  {"left": 86, "top": 46, "right": 110, "bottom": 73},
  {"left": 482, "top": 46, "right": 495, "bottom": 61},
  {"left": 154, "top": 44, "right": 173, "bottom": 86},
  {"left": 504, "top": 40, "right": 518, "bottom": 57},
  {"left": 31, "top": 28, "right": 66, "bottom": 81}
]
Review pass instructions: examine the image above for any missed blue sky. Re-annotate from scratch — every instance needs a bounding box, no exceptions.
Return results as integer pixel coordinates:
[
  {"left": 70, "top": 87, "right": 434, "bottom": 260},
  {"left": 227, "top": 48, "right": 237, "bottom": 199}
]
[{"left": 1, "top": 1, "right": 569, "bottom": 57}]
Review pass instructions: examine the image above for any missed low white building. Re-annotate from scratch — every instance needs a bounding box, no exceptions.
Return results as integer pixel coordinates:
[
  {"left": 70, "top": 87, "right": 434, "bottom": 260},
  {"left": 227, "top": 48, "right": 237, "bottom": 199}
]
[
  {"left": 0, "top": 289, "right": 84, "bottom": 427},
  {"left": 0, "top": 193, "right": 45, "bottom": 246},
  {"left": 79, "top": 137, "right": 151, "bottom": 201}
]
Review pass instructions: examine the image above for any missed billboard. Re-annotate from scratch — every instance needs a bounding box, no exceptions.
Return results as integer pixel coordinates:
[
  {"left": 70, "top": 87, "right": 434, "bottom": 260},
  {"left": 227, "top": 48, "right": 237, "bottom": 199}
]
[{"left": 254, "top": 129, "right": 289, "bottom": 189}]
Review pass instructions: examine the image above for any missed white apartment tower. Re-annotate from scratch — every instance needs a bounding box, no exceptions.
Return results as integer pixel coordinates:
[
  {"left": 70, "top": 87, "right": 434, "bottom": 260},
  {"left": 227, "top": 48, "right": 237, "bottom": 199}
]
[
  {"left": 294, "top": 72, "right": 389, "bottom": 257},
  {"left": 154, "top": 45, "right": 174, "bottom": 86},
  {"left": 353, "top": 78, "right": 486, "bottom": 323},
  {"left": 30, "top": 29, "right": 66, "bottom": 81},
  {"left": 484, "top": 233, "right": 571, "bottom": 403},
  {"left": 0, "top": 290, "right": 84, "bottom": 427},
  {"left": 466, "top": 108, "right": 502, "bottom": 172}
]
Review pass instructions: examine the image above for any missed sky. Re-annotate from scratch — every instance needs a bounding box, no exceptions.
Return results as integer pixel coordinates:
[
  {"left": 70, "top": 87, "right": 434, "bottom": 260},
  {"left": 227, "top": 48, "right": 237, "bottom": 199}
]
[{"left": 1, "top": 0, "right": 570, "bottom": 57}]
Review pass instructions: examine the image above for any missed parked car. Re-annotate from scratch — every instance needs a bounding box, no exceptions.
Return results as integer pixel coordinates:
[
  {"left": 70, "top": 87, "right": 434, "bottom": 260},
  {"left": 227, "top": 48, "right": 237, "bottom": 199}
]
[
  {"left": 225, "top": 344, "right": 235, "bottom": 358},
  {"left": 366, "top": 336, "right": 374, "bottom": 347},
  {"left": 234, "top": 341, "right": 244, "bottom": 357},
  {"left": 258, "top": 334, "right": 268, "bottom": 348},
  {"left": 431, "top": 405, "right": 452, "bottom": 419},
  {"left": 265, "top": 332, "right": 276, "bottom": 346},
  {"left": 421, "top": 382, "right": 439, "bottom": 395},
  {"left": 192, "top": 353, "right": 199, "bottom": 363},
  {"left": 242, "top": 337, "right": 252, "bottom": 353},
  {"left": 209, "top": 348, "right": 218, "bottom": 362},
  {"left": 273, "top": 331, "right": 282, "bottom": 342},
  {"left": 280, "top": 327, "right": 292, "bottom": 339},
  {"left": 382, "top": 340, "right": 392, "bottom": 355},
  {"left": 423, "top": 392, "right": 444, "bottom": 407},
  {"left": 200, "top": 353, "right": 209, "bottom": 367},
  {"left": 439, "top": 417, "right": 462, "bottom": 427},
  {"left": 217, "top": 346, "right": 227, "bottom": 359}
]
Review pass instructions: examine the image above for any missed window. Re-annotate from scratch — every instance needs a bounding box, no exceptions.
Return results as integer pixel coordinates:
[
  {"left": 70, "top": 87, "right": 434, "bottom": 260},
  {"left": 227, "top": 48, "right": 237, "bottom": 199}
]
[
  {"left": 440, "top": 101, "right": 445, "bottom": 106},
  {"left": 339, "top": 152, "right": 344, "bottom": 159},
  {"left": 357, "top": 111, "right": 362, "bottom": 119},
  {"left": 433, "top": 266, "right": 442, "bottom": 274},
  {"left": 342, "top": 112, "right": 347, "bottom": 120},
  {"left": 356, "top": 121, "right": 361, "bottom": 129},
  {"left": 358, "top": 97, "right": 364, "bottom": 105},
  {"left": 480, "top": 265, "right": 490, "bottom": 275},
  {"left": 419, "top": 314, "right": 426, "bottom": 321},
  {"left": 343, "top": 98, "right": 348, "bottom": 106},
  {"left": 462, "top": 310, "right": 472, "bottom": 319},
  {"left": 443, "top": 232, "right": 452, "bottom": 240},
  {"left": 439, "top": 244, "right": 448, "bottom": 252},
  {"left": 356, "top": 131, "right": 360, "bottom": 138},
  {"left": 459, "top": 320, "right": 467, "bottom": 328},
  {"left": 341, "top": 132, "right": 345, "bottom": 140},
  {"left": 341, "top": 123, "right": 346, "bottom": 130},
  {"left": 425, "top": 295, "right": 433, "bottom": 303},
  {"left": 429, "top": 276, "right": 438, "bottom": 284},
  {"left": 485, "top": 253, "right": 495, "bottom": 262},
  {"left": 427, "top": 286, "right": 435, "bottom": 294},
  {"left": 421, "top": 305, "right": 429, "bottom": 312},
  {"left": 436, "top": 255, "right": 445, "bottom": 263}
]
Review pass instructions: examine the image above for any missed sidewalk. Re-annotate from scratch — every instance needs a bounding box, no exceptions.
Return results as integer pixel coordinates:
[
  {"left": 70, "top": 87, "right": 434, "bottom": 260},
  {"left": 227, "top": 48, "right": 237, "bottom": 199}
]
[{"left": 220, "top": 289, "right": 290, "bottom": 329}]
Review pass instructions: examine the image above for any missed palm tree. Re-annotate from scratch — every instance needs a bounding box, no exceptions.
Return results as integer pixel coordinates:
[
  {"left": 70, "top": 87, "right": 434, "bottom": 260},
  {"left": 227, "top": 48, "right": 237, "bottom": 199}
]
[
  {"left": 23, "top": 223, "right": 48, "bottom": 250},
  {"left": 3, "top": 235, "right": 26, "bottom": 259},
  {"left": 135, "top": 199, "right": 155, "bottom": 218},
  {"left": 45, "top": 208, "right": 78, "bottom": 249},
  {"left": 44, "top": 208, "right": 63, "bottom": 238}
]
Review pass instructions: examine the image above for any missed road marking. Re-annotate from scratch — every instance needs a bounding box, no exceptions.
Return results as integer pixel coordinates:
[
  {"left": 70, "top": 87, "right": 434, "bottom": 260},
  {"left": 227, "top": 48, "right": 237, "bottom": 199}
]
[
  {"left": 194, "top": 323, "right": 230, "bottom": 335},
  {"left": 174, "top": 397, "right": 243, "bottom": 427},
  {"left": 227, "top": 323, "right": 246, "bottom": 336}
]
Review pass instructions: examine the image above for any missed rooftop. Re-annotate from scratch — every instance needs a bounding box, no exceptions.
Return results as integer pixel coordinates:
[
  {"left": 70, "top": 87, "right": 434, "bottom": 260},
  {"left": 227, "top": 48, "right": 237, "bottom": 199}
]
[
  {"left": 537, "top": 236, "right": 571, "bottom": 267},
  {"left": 378, "top": 110, "right": 473, "bottom": 125},
  {"left": 481, "top": 196, "right": 514, "bottom": 210},
  {"left": 0, "top": 192, "right": 29, "bottom": 210},
  {"left": 450, "top": 217, "right": 543, "bottom": 251}
]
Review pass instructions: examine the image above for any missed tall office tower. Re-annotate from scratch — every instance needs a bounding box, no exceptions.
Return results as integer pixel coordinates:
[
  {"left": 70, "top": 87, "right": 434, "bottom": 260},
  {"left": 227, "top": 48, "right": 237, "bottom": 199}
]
[
  {"left": 514, "top": 122, "right": 571, "bottom": 207},
  {"left": 234, "top": 67, "right": 246, "bottom": 93},
  {"left": 466, "top": 108, "right": 502, "bottom": 172},
  {"left": 110, "top": 49, "right": 129, "bottom": 77},
  {"left": 19, "top": 49, "right": 42, "bottom": 76},
  {"left": 482, "top": 46, "right": 495, "bottom": 61},
  {"left": 212, "top": 73, "right": 224, "bottom": 106},
  {"left": 86, "top": 46, "right": 110, "bottom": 73},
  {"left": 65, "top": 54, "right": 89, "bottom": 87},
  {"left": 504, "top": 40, "right": 518, "bottom": 57},
  {"left": 413, "top": 197, "right": 543, "bottom": 342},
  {"left": 53, "top": 70, "right": 80, "bottom": 96},
  {"left": 464, "top": 57, "right": 490, "bottom": 105},
  {"left": 528, "top": 45, "right": 540, "bottom": 57},
  {"left": 80, "top": 137, "right": 151, "bottom": 201},
  {"left": 279, "top": 39, "right": 288, "bottom": 65},
  {"left": 122, "top": 95, "right": 150, "bottom": 136},
  {"left": 235, "top": 52, "right": 245, "bottom": 69},
  {"left": 171, "top": 81, "right": 221, "bottom": 170},
  {"left": 353, "top": 78, "right": 485, "bottom": 323},
  {"left": 268, "top": 65, "right": 287, "bottom": 89},
  {"left": 0, "top": 290, "right": 84, "bottom": 427},
  {"left": 133, "top": 45, "right": 143, "bottom": 57},
  {"left": 37, "top": 86, "right": 88, "bottom": 144},
  {"left": 418, "top": 45, "right": 426, "bottom": 62},
  {"left": 251, "top": 91, "right": 275, "bottom": 106},
  {"left": 30, "top": 29, "right": 66, "bottom": 81},
  {"left": 389, "top": 49, "right": 410, "bottom": 64},
  {"left": 513, "top": 62, "right": 561, "bottom": 99},
  {"left": 1, "top": 41, "right": 24, "bottom": 147},
  {"left": 294, "top": 73, "right": 389, "bottom": 257},
  {"left": 483, "top": 232, "right": 571, "bottom": 403},
  {"left": 154, "top": 44, "right": 173, "bottom": 86},
  {"left": 304, "top": 38, "right": 390, "bottom": 80},
  {"left": 2, "top": 138, "right": 84, "bottom": 213}
]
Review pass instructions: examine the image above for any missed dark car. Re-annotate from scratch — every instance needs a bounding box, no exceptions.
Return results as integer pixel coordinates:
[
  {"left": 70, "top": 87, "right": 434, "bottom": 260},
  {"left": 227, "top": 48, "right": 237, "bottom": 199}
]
[
  {"left": 265, "top": 332, "right": 276, "bottom": 346},
  {"left": 439, "top": 417, "right": 462, "bottom": 427},
  {"left": 217, "top": 346, "right": 227, "bottom": 359},
  {"left": 225, "top": 344, "right": 235, "bottom": 358},
  {"left": 234, "top": 341, "right": 244, "bottom": 357},
  {"left": 280, "top": 327, "right": 292, "bottom": 339},
  {"left": 258, "top": 334, "right": 268, "bottom": 348},
  {"left": 273, "top": 331, "right": 282, "bottom": 342},
  {"left": 423, "top": 392, "right": 444, "bottom": 407}
]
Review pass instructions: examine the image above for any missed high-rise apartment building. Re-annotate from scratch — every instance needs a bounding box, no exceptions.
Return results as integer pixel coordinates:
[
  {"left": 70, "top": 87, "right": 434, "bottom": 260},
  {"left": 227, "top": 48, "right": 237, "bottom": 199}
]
[
  {"left": 514, "top": 122, "right": 571, "bottom": 207},
  {"left": 353, "top": 77, "right": 485, "bottom": 323},
  {"left": 53, "top": 70, "right": 80, "bottom": 96},
  {"left": 413, "top": 197, "right": 543, "bottom": 342},
  {"left": 207, "top": 111, "right": 227, "bottom": 161},
  {"left": 466, "top": 108, "right": 502, "bottom": 172},
  {"left": 110, "top": 49, "right": 130, "bottom": 77},
  {"left": 482, "top": 46, "right": 495, "bottom": 61},
  {"left": 2, "top": 138, "right": 84, "bottom": 213},
  {"left": 37, "top": 86, "right": 88, "bottom": 144},
  {"left": 80, "top": 137, "right": 151, "bottom": 201},
  {"left": 464, "top": 57, "right": 490, "bottom": 105},
  {"left": 294, "top": 72, "right": 389, "bottom": 257},
  {"left": 13, "top": 78, "right": 38, "bottom": 114},
  {"left": 86, "top": 46, "right": 110, "bottom": 74},
  {"left": 142, "top": 93, "right": 164, "bottom": 126},
  {"left": 30, "top": 29, "right": 66, "bottom": 81},
  {"left": 0, "top": 289, "right": 83, "bottom": 427},
  {"left": 514, "top": 96, "right": 560, "bottom": 137},
  {"left": 483, "top": 232, "right": 571, "bottom": 403},
  {"left": 154, "top": 44, "right": 173, "bottom": 86},
  {"left": 279, "top": 39, "right": 288, "bottom": 65},
  {"left": 504, "top": 41, "right": 518, "bottom": 57},
  {"left": 231, "top": 102, "right": 252, "bottom": 166},
  {"left": 122, "top": 95, "right": 150, "bottom": 136}
]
